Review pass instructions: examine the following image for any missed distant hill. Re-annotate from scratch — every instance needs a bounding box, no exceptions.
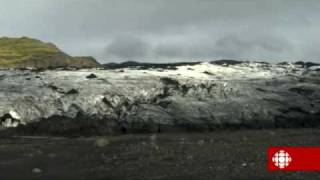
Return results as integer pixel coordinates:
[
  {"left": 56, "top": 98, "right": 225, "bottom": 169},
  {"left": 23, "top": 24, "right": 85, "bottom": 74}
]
[
  {"left": 103, "top": 61, "right": 201, "bottom": 70},
  {"left": 104, "top": 60, "right": 320, "bottom": 70},
  {"left": 72, "top": 56, "right": 101, "bottom": 68},
  {"left": 0, "top": 37, "right": 101, "bottom": 69}
]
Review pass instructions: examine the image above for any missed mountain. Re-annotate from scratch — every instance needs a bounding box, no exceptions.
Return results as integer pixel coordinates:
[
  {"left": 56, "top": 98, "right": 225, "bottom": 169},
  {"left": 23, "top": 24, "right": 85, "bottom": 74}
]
[{"left": 0, "top": 37, "right": 101, "bottom": 69}]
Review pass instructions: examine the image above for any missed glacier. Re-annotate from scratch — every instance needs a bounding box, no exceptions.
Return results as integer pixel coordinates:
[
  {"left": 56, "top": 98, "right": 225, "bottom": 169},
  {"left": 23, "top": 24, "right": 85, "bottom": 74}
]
[{"left": 0, "top": 62, "right": 319, "bottom": 135}]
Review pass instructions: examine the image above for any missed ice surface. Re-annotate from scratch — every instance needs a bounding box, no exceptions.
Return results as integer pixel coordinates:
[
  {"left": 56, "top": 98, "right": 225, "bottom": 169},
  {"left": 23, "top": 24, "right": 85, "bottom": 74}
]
[{"left": 0, "top": 62, "right": 319, "bottom": 133}]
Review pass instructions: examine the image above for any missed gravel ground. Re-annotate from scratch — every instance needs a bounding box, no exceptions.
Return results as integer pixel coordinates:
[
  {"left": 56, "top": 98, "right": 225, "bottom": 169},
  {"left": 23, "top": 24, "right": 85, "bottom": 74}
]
[{"left": 0, "top": 129, "right": 320, "bottom": 180}]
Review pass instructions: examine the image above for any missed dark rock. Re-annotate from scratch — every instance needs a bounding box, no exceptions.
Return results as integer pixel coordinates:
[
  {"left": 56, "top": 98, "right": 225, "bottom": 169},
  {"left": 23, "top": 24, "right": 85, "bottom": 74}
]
[
  {"left": 86, "top": 73, "right": 98, "bottom": 79},
  {"left": 66, "top": 89, "right": 78, "bottom": 95},
  {"left": 203, "top": 71, "right": 214, "bottom": 75},
  {"left": 102, "top": 97, "right": 113, "bottom": 107},
  {"left": 160, "top": 77, "right": 180, "bottom": 87},
  {"left": 0, "top": 113, "right": 20, "bottom": 128},
  {"left": 48, "top": 85, "right": 59, "bottom": 91},
  {"left": 158, "top": 100, "right": 172, "bottom": 109},
  {"left": 120, "top": 121, "right": 129, "bottom": 134},
  {"left": 31, "top": 68, "right": 46, "bottom": 73},
  {"left": 256, "top": 88, "right": 268, "bottom": 92}
]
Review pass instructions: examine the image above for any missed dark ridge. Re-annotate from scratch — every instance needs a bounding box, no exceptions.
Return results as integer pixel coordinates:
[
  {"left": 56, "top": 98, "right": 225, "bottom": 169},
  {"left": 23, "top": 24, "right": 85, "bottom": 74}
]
[
  {"left": 103, "top": 60, "right": 320, "bottom": 70},
  {"left": 277, "top": 62, "right": 290, "bottom": 65},
  {"left": 295, "top": 61, "right": 320, "bottom": 68},
  {"left": 210, "top": 59, "right": 244, "bottom": 66},
  {"left": 253, "top": 61, "right": 270, "bottom": 65},
  {"left": 103, "top": 61, "right": 201, "bottom": 70}
]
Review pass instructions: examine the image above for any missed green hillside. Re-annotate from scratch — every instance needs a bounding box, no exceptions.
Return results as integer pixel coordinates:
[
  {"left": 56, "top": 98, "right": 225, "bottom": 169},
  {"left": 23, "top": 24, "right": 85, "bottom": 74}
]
[{"left": 0, "top": 37, "right": 100, "bottom": 69}]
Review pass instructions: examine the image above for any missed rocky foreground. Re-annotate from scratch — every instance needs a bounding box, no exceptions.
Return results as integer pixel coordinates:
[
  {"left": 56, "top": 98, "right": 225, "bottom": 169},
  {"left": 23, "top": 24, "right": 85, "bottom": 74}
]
[
  {"left": 1, "top": 129, "right": 320, "bottom": 180},
  {"left": 0, "top": 61, "right": 319, "bottom": 135}
]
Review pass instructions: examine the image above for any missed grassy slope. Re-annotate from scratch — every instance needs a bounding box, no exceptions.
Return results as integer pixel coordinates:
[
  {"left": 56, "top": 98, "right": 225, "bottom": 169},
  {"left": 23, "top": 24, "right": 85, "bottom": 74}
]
[
  {"left": 0, "top": 37, "right": 101, "bottom": 68},
  {"left": 0, "top": 37, "right": 62, "bottom": 67}
]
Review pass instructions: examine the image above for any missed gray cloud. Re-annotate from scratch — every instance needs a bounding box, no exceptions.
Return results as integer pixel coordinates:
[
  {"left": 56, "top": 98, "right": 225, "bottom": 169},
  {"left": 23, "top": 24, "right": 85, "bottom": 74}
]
[
  {"left": 0, "top": 0, "right": 320, "bottom": 63},
  {"left": 155, "top": 44, "right": 184, "bottom": 58},
  {"left": 212, "top": 33, "right": 295, "bottom": 61},
  {"left": 105, "top": 36, "right": 150, "bottom": 60}
]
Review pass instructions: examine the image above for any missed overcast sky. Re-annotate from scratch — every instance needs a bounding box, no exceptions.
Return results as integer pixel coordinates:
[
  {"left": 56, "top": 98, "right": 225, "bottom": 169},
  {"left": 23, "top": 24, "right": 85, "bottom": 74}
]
[{"left": 0, "top": 0, "right": 320, "bottom": 63}]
